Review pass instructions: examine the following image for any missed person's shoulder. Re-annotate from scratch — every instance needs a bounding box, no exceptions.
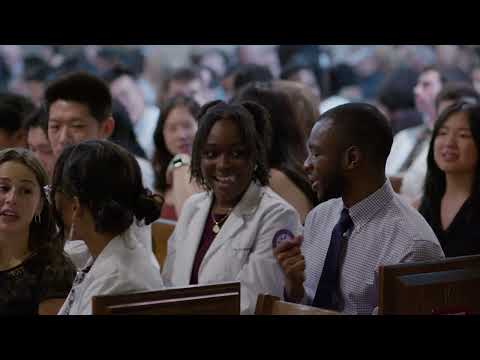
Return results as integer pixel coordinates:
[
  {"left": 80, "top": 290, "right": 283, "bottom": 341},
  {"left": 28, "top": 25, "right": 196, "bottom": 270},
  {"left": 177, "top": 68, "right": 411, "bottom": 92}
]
[
  {"left": 386, "top": 194, "right": 438, "bottom": 244},
  {"left": 269, "top": 168, "right": 289, "bottom": 183},
  {"left": 182, "top": 190, "right": 209, "bottom": 209},
  {"left": 258, "top": 185, "right": 301, "bottom": 216},
  {"left": 34, "top": 253, "right": 76, "bottom": 286},
  {"left": 145, "top": 105, "right": 160, "bottom": 119},
  {"left": 405, "top": 123, "right": 426, "bottom": 133},
  {"left": 95, "top": 242, "right": 162, "bottom": 291},
  {"left": 398, "top": 124, "right": 426, "bottom": 138},
  {"left": 262, "top": 185, "right": 292, "bottom": 205},
  {"left": 311, "top": 198, "right": 341, "bottom": 215},
  {"left": 136, "top": 156, "right": 153, "bottom": 169},
  {"left": 305, "top": 198, "right": 342, "bottom": 226}
]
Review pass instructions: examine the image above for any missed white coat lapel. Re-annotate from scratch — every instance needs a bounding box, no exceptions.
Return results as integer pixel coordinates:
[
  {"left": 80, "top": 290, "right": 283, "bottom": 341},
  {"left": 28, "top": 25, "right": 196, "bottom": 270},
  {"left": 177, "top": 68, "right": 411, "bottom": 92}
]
[
  {"left": 176, "top": 194, "right": 213, "bottom": 283},
  {"left": 200, "top": 182, "right": 263, "bottom": 266}
]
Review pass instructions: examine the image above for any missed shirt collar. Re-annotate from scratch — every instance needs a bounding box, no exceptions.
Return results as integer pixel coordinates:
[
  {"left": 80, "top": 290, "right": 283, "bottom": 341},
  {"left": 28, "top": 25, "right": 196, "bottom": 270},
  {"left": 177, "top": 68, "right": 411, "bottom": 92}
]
[{"left": 343, "top": 180, "right": 395, "bottom": 232}]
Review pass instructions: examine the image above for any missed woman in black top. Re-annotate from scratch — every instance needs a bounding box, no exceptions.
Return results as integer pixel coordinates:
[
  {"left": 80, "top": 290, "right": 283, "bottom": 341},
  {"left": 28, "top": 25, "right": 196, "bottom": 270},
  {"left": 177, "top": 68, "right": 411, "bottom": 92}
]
[
  {"left": 0, "top": 148, "right": 75, "bottom": 315},
  {"left": 419, "top": 102, "right": 480, "bottom": 257}
]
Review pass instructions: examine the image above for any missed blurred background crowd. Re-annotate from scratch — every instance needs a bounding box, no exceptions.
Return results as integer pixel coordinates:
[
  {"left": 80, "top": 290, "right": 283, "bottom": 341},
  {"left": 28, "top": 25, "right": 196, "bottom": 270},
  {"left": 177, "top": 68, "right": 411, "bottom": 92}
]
[{"left": 1, "top": 44, "right": 479, "bottom": 136}]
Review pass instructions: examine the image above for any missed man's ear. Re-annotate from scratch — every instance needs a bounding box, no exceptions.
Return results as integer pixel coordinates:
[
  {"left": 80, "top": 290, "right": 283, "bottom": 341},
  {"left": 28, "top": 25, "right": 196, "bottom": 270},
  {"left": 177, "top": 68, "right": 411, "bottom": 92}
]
[
  {"left": 100, "top": 116, "right": 115, "bottom": 139},
  {"left": 343, "top": 146, "right": 362, "bottom": 171}
]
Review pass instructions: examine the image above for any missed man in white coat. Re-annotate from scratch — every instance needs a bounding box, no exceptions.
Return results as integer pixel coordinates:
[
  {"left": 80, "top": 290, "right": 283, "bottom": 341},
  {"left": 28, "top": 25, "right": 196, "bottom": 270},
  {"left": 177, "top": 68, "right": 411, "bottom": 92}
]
[{"left": 386, "top": 65, "right": 444, "bottom": 197}]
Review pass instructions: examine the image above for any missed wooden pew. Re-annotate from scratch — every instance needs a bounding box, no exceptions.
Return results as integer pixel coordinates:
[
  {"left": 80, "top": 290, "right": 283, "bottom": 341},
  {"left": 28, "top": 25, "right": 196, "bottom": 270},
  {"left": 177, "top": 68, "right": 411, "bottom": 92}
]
[
  {"left": 378, "top": 255, "right": 480, "bottom": 314},
  {"left": 151, "top": 219, "right": 176, "bottom": 269},
  {"left": 255, "top": 294, "right": 340, "bottom": 315},
  {"left": 92, "top": 282, "right": 241, "bottom": 315}
]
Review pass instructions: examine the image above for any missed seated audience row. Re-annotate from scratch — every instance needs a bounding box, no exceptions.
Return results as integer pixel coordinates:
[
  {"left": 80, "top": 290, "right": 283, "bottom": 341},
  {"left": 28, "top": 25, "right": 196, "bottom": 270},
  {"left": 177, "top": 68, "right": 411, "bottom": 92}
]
[{"left": 2, "top": 67, "right": 479, "bottom": 316}]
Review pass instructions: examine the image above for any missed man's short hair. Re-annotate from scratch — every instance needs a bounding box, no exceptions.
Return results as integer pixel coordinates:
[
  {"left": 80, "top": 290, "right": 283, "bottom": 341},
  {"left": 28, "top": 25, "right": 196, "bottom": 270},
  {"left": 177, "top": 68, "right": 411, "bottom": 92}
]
[
  {"left": 162, "top": 66, "right": 202, "bottom": 95},
  {"left": 319, "top": 102, "right": 393, "bottom": 169},
  {"left": 419, "top": 65, "right": 447, "bottom": 84},
  {"left": 44, "top": 71, "right": 112, "bottom": 122}
]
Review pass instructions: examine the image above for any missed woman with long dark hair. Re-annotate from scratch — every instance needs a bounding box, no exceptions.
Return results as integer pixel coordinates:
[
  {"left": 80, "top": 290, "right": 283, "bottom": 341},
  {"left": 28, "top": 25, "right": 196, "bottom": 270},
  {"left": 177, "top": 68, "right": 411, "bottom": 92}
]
[
  {"left": 419, "top": 102, "right": 480, "bottom": 257},
  {"left": 0, "top": 148, "right": 75, "bottom": 315},
  {"left": 152, "top": 95, "right": 201, "bottom": 220}
]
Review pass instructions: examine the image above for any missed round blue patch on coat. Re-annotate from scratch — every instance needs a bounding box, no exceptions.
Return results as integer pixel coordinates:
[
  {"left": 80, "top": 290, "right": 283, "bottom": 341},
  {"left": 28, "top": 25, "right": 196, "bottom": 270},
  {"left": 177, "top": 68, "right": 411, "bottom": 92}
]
[{"left": 272, "top": 229, "right": 294, "bottom": 248}]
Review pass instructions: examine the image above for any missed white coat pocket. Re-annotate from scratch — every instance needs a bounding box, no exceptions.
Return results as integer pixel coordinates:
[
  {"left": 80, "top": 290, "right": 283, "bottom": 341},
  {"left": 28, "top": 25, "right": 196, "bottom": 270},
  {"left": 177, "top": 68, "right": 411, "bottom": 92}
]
[{"left": 229, "top": 246, "right": 252, "bottom": 274}]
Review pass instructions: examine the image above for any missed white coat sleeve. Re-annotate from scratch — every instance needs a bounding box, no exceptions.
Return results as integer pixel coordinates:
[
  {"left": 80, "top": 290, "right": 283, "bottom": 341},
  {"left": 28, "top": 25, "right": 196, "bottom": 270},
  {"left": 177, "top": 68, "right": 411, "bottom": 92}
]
[
  {"left": 234, "top": 204, "right": 302, "bottom": 314},
  {"left": 385, "top": 130, "right": 408, "bottom": 176},
  {"left": 161, "top": 228, "right": 178, "bottom": 287}
]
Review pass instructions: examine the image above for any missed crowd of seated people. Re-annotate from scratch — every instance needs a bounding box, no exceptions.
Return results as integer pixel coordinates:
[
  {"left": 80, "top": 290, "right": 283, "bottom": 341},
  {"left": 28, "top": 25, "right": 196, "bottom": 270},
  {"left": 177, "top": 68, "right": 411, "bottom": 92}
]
[{"left": 0, "top": 45, "right": 479, "bottom": 315}]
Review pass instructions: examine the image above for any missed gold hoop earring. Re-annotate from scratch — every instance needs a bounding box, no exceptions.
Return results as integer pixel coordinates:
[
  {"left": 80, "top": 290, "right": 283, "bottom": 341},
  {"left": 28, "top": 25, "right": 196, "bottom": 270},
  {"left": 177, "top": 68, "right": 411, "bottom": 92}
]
[{"left": 34, "top": 214, "right": 41, "bottom": 223}]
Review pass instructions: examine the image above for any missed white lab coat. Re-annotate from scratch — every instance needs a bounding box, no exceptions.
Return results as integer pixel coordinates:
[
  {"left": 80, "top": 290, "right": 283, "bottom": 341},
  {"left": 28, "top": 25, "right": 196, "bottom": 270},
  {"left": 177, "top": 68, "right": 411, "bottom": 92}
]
[
  {"left": 386, "top": 124, "right": 427, "bottom": 176},
  {"left": 399, "top": 143, "right": 429, "bottom": 203},
  {"left": 136, "top": 155, "right": 155, "bottom": 191},
  {"left": 64, "top": 221, "right": 160, "bottom": 271},
  {"left": 58, "top": 223, "right": 164, "bottom": 315},
  {"left": 162, "top": 181, "right": 303, "bottom": 314}
]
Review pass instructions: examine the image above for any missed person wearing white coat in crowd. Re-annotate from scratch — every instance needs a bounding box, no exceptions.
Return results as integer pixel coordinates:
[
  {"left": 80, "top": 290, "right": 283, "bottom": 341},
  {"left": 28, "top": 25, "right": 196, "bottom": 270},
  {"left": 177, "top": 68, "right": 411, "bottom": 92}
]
[
  {"left": 50, "top": 140, "right": 164, "bottom": 315},
  {"left": 59, "top": 223, "right": 164, "bottom": 315},
  {"left": 162, "top": 100, "right": 303, "bottom": 314}
]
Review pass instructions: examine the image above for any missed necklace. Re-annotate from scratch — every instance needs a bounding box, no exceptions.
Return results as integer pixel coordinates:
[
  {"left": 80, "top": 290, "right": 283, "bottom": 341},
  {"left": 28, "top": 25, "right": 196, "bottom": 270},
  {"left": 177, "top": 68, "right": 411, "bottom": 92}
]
[{"left": 211, "top": 209, "right": 232, "bottom": 234}]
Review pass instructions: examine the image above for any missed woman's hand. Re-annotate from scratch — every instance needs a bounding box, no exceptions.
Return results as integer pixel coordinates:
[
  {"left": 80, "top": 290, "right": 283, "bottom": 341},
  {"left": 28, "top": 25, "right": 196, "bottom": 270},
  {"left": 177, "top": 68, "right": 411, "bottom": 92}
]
[{"left": 166, "top": 154, "right": 191, "bottom": 186}]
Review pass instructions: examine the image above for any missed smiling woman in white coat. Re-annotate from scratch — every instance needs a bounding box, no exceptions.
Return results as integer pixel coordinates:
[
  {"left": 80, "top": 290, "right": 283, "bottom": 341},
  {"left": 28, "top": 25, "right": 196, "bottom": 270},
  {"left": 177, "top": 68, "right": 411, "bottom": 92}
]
[
  {"left": 162, "top": 101, "right": 303, "bottom": 314},
  {"left": 49, "top": 140, "right": 165, "bottom": 315}
]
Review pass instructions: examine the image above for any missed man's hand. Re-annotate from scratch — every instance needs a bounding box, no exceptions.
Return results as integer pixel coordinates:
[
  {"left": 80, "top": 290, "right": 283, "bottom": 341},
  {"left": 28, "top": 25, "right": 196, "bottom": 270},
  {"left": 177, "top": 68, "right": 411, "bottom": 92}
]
[{"left": 273, "top": 235, "right": 305, "bottom": 303}]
